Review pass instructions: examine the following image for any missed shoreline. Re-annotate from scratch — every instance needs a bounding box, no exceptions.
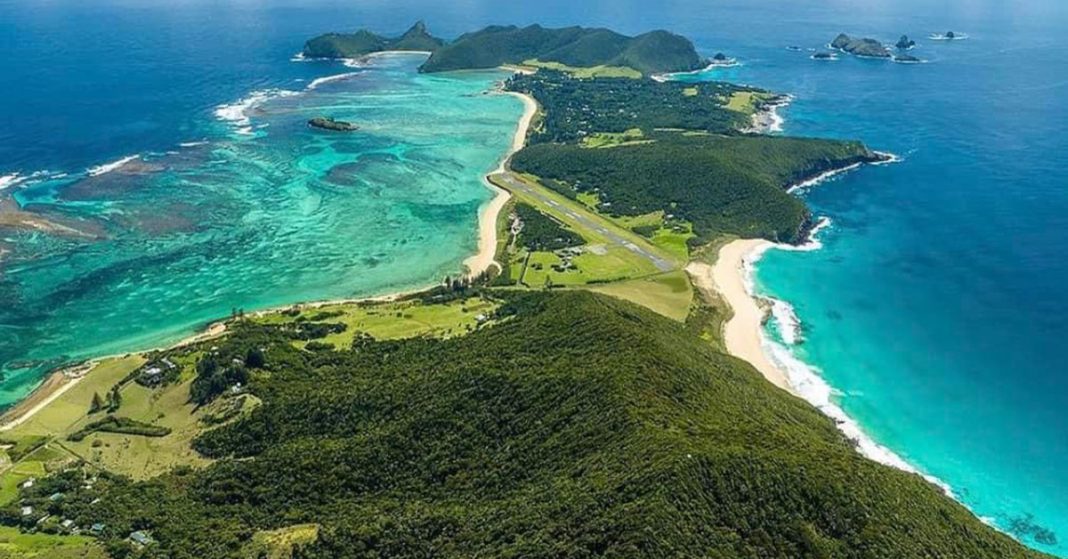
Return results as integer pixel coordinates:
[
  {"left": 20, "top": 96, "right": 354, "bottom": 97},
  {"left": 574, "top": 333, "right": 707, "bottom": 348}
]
[
  {"left": 0, "top": 70, "right": 539, "bottom": 432},
  {"left": 704, "top": 237, "right": 954, "bottom": 496},
  {"left": 463, "top": 89, "right": 537, "bottom": 277}
]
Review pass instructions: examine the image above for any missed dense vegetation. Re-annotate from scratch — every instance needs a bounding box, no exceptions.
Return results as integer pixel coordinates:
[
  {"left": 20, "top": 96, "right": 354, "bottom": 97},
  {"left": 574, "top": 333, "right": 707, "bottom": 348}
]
[
  {"left": 514, "top": 202, "right": 584, "bottom": 251},
  {"left": 3, "top": 292, "right": 1045, "bottom": 558},
  {"left": 302, "top": 21, "right": 443, "bottom": 58},
  {"left": 420, "top": 25, "right": 707, "bottom": 75},
  {"left": 511, "top": 71, "right": 755, "bottom": 143},
  {"left": 514, "top": 133, "right": 878, "bottom": 243},
  {"left": 506, "top": 72, "right": 881, "bottom": 244}
]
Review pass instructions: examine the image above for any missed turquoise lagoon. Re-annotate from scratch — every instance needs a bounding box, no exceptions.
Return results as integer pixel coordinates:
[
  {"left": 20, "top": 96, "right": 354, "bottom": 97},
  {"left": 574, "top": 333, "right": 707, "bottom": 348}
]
[{"left": 0, "top": 53, "right": 522, "bottom": 406}]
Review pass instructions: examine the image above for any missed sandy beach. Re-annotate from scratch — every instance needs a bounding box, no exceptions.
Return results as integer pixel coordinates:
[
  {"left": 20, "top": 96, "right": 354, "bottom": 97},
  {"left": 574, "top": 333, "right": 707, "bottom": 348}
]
[
  {"left": 462, "top": 89, "right": 538, "bottom": 278},
  {"left": 690, "top": 240, "right": 793, "bottom": 392},
  {"left": 0, "top": 362, "right": 94, "bottom": 431}
]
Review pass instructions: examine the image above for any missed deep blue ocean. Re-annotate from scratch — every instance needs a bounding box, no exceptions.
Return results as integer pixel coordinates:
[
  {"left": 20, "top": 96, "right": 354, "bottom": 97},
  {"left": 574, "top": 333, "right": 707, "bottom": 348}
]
[{"left": 1, "top": 0, "right": 1066, "bottom": 554}]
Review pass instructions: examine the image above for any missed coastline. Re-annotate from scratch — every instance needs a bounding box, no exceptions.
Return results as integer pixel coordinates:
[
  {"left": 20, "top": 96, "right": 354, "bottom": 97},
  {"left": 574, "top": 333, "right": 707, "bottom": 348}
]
[
  {"left": 463, "top": 88, "right": 537, "bottom": 277},
  {"left": 0, "top": 71, "right": 539, "bottom": 432},
  {"left": 705, "top": 236, "right": 954, "bottom": 496}
]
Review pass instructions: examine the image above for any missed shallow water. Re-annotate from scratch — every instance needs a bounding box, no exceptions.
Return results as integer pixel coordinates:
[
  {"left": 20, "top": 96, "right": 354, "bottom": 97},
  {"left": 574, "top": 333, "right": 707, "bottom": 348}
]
[{"left": 0, "top": 53, "right": 521, "bottom": 405}]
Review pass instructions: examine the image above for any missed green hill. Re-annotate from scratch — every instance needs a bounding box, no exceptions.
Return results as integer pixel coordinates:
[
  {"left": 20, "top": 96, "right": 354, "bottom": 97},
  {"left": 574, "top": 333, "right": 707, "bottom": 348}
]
[
  {"left": 506, "top": 71, "right": 883, "bottom": 244},
  {"left": 10, "top": 292, "right": 1046, "bottom": 557},
  {"left": 302, "top": 21, "right": 444, "bottom": 59},
  {"left": 419, "top": 24, "right": 707, "bottom": 75}
]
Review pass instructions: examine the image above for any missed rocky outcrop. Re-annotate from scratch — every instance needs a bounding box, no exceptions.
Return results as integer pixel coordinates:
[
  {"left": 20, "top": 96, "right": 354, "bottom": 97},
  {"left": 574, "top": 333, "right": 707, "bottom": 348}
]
[
  {"left": 831, "top": 33, "right": 891, "bottom": 58},
  {"left": 308, "top": 117, "right": 360, "bottom": 132}
]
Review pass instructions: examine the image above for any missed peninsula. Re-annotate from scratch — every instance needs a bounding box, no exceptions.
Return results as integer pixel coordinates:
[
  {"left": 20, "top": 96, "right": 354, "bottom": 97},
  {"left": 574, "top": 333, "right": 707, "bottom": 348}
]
[
  {"left": 302, "top": 20, "right": 443, "bottom": 59},
  {"left": 0, "top": 23, "right": 1048, "bottom": 559}
]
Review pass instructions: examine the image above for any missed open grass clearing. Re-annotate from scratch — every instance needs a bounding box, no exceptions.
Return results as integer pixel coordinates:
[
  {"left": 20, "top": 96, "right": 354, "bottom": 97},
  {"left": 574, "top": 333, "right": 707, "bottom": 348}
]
[
  {"left": 259, "top": 297, "right": 500, "bottom": 349},
  {"left": 0, "top": 526, "right": 107, "bottom": 559},
  {"left": 521, "top": 59, "right": 642, "bottom": 79},
  {"left": 589, "top": 270, "right": 694, "bottom": 321}
]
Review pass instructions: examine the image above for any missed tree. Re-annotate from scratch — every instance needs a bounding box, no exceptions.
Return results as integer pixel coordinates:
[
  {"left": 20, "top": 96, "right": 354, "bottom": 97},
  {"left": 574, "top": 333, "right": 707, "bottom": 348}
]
[{"left": 89, "top": 392, "right": 104, "bottom": 414}]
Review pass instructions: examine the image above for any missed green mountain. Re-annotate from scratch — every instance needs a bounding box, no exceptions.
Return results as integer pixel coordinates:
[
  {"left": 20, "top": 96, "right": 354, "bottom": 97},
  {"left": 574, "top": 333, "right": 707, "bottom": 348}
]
[
  {"left": 419, "top": 24, "right": 707, "bottom": 75},
  {"left": 17, "top": 292, "right": 1047, "bottom": 557},
  {"left": 302, "top": 21, "right": 444, "bottom": 59}
]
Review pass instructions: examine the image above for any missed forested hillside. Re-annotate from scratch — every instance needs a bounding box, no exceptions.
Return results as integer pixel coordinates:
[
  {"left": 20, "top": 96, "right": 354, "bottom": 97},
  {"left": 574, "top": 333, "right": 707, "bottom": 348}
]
[
  {"left": 507, "top": 72, "right": 883, "bottom": 244},
  {"left": 419, "top": 25, "right": 707, "bottom": 75},
  {"left": 302, "top": 21, "right": 443, "bottom": 58},
  {"left": 3, "top": 292, "right": 1046, "bottom": 558}
]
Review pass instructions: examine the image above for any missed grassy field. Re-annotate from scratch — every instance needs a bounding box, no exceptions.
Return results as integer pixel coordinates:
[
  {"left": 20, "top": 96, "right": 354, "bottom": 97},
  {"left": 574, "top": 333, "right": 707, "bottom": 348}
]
[
  {"left": 0, "top": 527, "right": 107, "bottom": 559},
  {"left": 0, "top": 353, "right": 226, "bottom": 480},
  {"left": 724, "top": 91, "right": 775, "bottom": 114},
  {"left": 241, "top": 524, "right": 319, "bottom": 559},
  {"left": 589, "top": 270, "right": 694, "bottom": 321},
  {"left": 580, "top": 128, "right": 653, "bottom": 149},
  {"left": 257, "top": 297, "right": 499, "bottom": 349},
  {"left": 521, "top": 59, "right": 642, "bottom": 79}
]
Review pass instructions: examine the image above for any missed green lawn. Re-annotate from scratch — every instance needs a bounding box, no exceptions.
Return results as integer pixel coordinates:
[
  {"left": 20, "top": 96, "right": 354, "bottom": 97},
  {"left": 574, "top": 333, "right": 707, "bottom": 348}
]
[
  {"left": 580, "top": 128, "right": 652, "bottom": 149},
  {"left": 258, "top": 298, "right": 499, "bottom": 349},
  {"left": 589, "top": 271, "right": 694, "bottom": 321},
  {"left": 0, "top": 526, "right": 106, "bottom": 559},
  {"left": 521, "top": 59, "right": 642, "bottom": 79},
  {"left": 724, "top": 91, "right": 775, "bottom": 114}
]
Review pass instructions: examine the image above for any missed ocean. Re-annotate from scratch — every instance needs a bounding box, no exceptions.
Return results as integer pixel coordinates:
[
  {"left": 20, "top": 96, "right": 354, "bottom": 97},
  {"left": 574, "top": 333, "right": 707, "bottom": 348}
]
[{"left": 1, "top": 0, "right": 1066, "bottom": 555}]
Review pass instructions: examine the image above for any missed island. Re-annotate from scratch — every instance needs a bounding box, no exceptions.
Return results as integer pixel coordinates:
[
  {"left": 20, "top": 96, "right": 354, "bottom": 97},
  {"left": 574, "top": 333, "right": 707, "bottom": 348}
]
[
  {"left": 896, "top": 34, "right": 916, "bottom": 49},
  {"left": 305, "top": 22, "right": 709, "bottom": 76},
  {"left": 894, "top": 53, "right": 923, "bottom": 64},
  {"left": 307, "top": 116, "right": 359, "bottom": 132},
  {"left": 0, "top": 23, "right": 1047, "bottom": 559},
  {"left": 831, "top": 33, "right": 892, "bottom": 58},
  {"left": 302, "top": 20, "right": 444, "bottom": 59}
]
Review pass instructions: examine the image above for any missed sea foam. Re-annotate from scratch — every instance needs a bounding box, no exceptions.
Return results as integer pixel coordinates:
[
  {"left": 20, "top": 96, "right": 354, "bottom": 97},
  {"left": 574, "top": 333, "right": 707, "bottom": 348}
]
[
  {"left": 745, "top": 242, "right": 954, "bottom": 497},
  {"left": 0, "top": 174, "right": 23, "bottom": 191},
  {"left": 307, "top": 71, "right": 363, "bottom": 91},
  {"left": 214, "top": 89, "right": 298, "bottom": 135},
  {"left": 87, "top": 155, "right": 139, "bottom": 177}
]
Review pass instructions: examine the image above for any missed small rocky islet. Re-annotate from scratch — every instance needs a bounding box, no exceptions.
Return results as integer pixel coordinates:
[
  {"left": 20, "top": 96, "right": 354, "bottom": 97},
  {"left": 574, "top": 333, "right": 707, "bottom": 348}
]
[{"left": 308, "top": 116, "right": 360, "bottom": 132}]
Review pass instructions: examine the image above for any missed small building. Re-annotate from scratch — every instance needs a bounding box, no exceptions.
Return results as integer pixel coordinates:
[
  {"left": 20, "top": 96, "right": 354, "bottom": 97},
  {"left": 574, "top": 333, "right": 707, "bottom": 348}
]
[
  {"left": 19, "top": 478, "right": 34, "bottom": 489},
  {"left": 129, "top": 530, "right": 155, "bottom": 547},
  {"left": 138, "top": 366, "right": 165, "bottom": 387},
  {"left": 20, "top": 506, "right": 32, "bottom": 517},
  {"left": 90, "top": 523, "right": 106, "bottom": 535},
  {"left": 48, "top": 492, "right": 64, "bottom": 501},
  {"left": 61, "top": 519, "right": 75, "bottom": 529}
]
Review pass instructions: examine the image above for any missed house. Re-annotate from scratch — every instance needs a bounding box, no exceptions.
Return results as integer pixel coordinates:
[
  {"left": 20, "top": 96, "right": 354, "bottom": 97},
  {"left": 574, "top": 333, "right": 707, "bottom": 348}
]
[
  {"left": 138, "top": 366, "right": 165, "bottom": 387},
  {"left": 20, "top": 506, "right": 32, "bottom": 516},
  {"left": 19, "top": 478, "right": 34, "bottom": 489},
  {"left": 61, "top": 519, "right": 75, "bottom": 529},
  {"left": 129, "top": 530, "right": 155, "bottom": 547},
  {"left": 90, "top": 523, "right": 106, "bottom": 535},
  {"left": 48, "top": 492, "right": 64, "bottom": 501}
]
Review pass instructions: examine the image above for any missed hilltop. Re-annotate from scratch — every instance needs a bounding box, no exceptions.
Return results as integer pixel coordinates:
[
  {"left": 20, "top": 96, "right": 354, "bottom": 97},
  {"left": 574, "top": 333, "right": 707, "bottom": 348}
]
[
  {"left": 2, "top": 292, "right": 1048, "bottom": 558},
  {"left": 302, "top": 23, "right": 708, "bottom": 76},
  {"left": 302, "top": 21, "right": 444, "bottom": 58},
  {"left": 420, "top": 24, "right": 707, "bottom": 75}
]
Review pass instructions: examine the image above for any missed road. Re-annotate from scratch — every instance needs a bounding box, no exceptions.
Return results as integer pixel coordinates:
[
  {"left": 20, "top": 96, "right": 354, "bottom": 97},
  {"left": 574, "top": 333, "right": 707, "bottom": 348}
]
[{"left": 493, "top": 173, "right": 674, "bottom": 272}]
